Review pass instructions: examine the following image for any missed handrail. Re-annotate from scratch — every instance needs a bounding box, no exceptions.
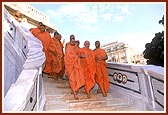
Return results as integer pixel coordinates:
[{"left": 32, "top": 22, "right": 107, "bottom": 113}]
[
  {"left": 106, "top": 62, "right": 164, "bottom": 111},
  {"left": 3, "top": 8, "right": 46, "bottom": 111}
]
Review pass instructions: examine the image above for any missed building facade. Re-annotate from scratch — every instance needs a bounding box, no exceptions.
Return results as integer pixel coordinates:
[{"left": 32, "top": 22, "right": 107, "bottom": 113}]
[
  {"left": 132, "top": 53, "right": 147, "bottom": 64},
  {"left": 101, "top": 41, "right": 146, "bottom": 64}
]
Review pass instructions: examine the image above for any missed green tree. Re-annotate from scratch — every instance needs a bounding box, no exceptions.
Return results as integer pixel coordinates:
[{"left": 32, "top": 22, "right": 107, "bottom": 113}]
[{"left": 143, "top": 15, "right": 164, "bottom": 67}]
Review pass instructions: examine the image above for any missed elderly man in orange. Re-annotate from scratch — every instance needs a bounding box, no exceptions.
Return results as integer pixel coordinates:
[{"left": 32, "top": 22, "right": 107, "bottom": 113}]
[
  {"left": 64, "top": 35, "right": 85, "bottom": 100},
  {"left": 48, "top": 31, "right": 65, "bottom": 80},
  {"left": 93, "top": 41, "right": 109, "bottom": 97},
  {"left": 32, "top": 23, "right": 52, "bottom": 76},
  {"left": 78, "top": 40, "right": 96, "bottom": 98}
]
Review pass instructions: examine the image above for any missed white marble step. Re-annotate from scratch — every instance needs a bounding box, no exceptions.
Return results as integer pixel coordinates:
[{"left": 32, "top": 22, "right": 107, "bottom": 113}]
[{"left": 43, "top": 76, "right": 137, "bottom": 111}]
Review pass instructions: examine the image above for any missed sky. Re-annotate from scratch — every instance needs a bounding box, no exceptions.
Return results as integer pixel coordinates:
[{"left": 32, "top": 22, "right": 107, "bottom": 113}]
[{"left": 30, "top": 2, "right": 165, "bottom": 52}]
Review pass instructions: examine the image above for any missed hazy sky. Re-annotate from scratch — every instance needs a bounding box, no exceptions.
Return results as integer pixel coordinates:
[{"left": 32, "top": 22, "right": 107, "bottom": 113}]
[{"left": 30, "top": 2, "right": 165, "bottom": 52}]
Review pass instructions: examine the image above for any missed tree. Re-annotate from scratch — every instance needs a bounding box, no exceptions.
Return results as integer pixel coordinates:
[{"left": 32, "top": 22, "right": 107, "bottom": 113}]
[{"left": 143, "top": 15, "right": 164, "bottom": 67}]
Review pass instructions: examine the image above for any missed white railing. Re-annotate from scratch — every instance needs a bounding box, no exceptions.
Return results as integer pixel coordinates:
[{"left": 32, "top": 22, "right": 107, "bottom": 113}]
[
  {"left": 3, "top": 8, "right": 46, "bottom": 111},
  {"left": 107, "top": 62, "right": 164, "bottom": 111}
]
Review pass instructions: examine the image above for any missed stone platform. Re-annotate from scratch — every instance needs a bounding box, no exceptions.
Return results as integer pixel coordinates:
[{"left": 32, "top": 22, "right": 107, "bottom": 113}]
[{"left": 43, "top": 74, "right": 139, "bottom": 112}]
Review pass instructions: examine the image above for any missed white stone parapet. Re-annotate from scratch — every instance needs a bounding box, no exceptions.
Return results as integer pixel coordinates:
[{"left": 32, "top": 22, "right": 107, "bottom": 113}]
[
  {"left": 106, "top": 62, "right": 164, "bottom": 111},
  {"left": 3, "top": 8, "right": 46, "bottom": 111}
]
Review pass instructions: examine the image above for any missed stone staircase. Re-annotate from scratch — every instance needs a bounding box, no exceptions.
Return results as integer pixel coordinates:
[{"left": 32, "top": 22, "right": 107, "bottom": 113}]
[{"left": 43, "top": 74, "right": 139, "bottom": 112}]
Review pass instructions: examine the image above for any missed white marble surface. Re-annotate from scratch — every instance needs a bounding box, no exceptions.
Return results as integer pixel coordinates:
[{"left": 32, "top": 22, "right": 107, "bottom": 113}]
[
  {"left": 4, "top": 69, "right": 39, "bottom": 111},
  {"left": 106, "top": 62, "right": 164, "bottom": 111},
  {"left": 4, "top": 8, "right": 46, "bottom": 111},
  {"left": 4, "top": 80, "right": 34, "bottom": 111},
  {"left": 15, "top": 69, "right": 38, "bottom": 83}
]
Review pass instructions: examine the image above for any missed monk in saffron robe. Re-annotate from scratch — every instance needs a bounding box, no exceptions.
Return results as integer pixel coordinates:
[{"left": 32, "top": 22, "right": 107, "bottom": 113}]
[
  {"left": 64, "top": 38, "right": 71, "bottom": 77},
  {"left": 64, "top": 36, "right": 80, "bottom": 77},
  {"left": 48, "top": 32, "right": 65, "bottom": 80},
  {"left": 64, "top": 35, "right": 85, "bottom": 100},
  {"left": 75, "top": 40, "right": 80, "bottom": 49},
  {"left": 93, "top": 41, "right": 109, "bottom": 97},
  {"left": 34, "top": 24, "right": 52, "bottom": 75},
  {"left": 30, "top": 22, "right": 44, "bottom": 37},
  {"left": 78, "top": 40, "right": 96, "bottom": 98},
  {"left": 58, "top": 34, "right": 65, "bottom": 79}
]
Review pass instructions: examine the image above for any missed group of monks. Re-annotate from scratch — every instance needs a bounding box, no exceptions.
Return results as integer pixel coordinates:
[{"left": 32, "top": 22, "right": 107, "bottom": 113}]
[
  {"left": 64, "top": 35, "right": 110, "bottom": 100},
  {"left": 13, "top": 10, "right": 110, "bottom": 100},
  {"left": 30, "top": 22, "right": 65, "bottom": 80}
]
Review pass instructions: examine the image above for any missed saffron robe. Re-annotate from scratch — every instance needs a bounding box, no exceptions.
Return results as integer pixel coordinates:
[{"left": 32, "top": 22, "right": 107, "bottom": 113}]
[
  {"left": 94, "top": 48, "right": 109, "bottom": 93},
  {"left": 48, "top": 37, "right": 65, "bottom": 77},
  {"left": 77, "top": 47, "right": 96, "bottom": 93},
  {"left": 30, "top": 28, "right": 41, "bottom": 38},
  {"left": 64, "top": 43, "right": 85, "bottom": 92},
  {"left": 36, "top": 31, "right": 52, "bottom": 74}
]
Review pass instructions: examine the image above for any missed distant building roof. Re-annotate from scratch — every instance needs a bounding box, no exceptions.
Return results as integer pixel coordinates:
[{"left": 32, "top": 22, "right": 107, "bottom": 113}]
[{"left": 4, "top": 2, "right": 56, "bottom": 33}]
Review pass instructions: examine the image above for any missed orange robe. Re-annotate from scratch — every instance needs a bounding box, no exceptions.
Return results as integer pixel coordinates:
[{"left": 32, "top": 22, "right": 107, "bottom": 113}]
[
  {"left": 77, "top": 47, "right": 96, "bottom": 93},
  {"left": 30, "top": 28, "right": 41, "bottom": 38},
  {"left": 64, "top": 43, "right": 85, "bottom": 92},
  {"left": 64, "top": 42, "right": 80, "bottom": 76},
  {"left": 94, "top": 48, "right": 109, "bottom": 93},
  {"left": 36, "top": 31, "right": 52, "bottom": 74},
  {"left": 48, "top": 37, "right": 65, "bottom": 77},
  {"left": 76, "top": 45, "right": 80, "bottom": 52}
]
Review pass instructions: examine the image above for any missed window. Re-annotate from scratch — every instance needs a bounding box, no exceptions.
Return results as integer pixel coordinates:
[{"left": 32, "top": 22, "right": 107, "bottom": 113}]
[{"left": 106, "top": 48, "right": 111, "bottom": 53}]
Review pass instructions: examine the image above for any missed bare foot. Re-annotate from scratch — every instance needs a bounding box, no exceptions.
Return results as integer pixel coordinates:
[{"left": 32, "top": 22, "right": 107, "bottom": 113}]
[
  {"left": 76, "top": 90, "right": 79, "bottom": 94},
  {"left": 59, "top": 76, "right": 64, "bottom": 80},
  {"left": 87, "top": 93, "right": 91, "bottom": 98},
  {"left": 48, "top": 75, "right": 54, "bottom": 79},
  {"left": 54, "top": 76, "right": 58, "bottom": 80},
  {"left": 74, "top": 92, "right": 79, "bottom": 100},
  {"left": 83, "top": 90, "right": 87, "bottom": 94},
  {"left": 101, "top": 89, "right": 107, "bottom": 97},
  {"left": 102, "top": 93, "right": 107, "bottom": 97},
  {"left": 74, "top": 95, "right": 79, "bottom": 100}
]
